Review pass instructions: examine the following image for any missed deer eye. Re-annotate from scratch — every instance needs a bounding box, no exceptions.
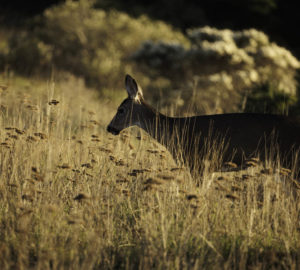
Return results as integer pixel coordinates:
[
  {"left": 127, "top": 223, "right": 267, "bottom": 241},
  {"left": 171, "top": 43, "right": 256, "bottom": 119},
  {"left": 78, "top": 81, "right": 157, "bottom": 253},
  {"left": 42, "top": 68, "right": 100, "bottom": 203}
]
[{"left": 118, "top": 108, "right": 125, "bottom": 114}]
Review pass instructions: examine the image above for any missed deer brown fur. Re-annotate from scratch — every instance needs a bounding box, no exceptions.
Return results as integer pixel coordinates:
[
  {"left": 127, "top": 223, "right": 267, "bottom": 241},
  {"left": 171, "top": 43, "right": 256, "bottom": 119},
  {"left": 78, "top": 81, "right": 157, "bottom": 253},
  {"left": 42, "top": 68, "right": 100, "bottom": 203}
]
[{"left": 107, "top": 75, "right": 300, "bottom": 174}]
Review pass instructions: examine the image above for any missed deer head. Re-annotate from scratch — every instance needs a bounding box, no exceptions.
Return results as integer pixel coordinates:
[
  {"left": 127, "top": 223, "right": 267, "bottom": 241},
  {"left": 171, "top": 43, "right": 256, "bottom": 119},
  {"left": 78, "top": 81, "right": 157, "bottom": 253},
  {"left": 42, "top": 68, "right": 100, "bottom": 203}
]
[{"left": 107, "top": 75, "right": 146, "bottom": 135}]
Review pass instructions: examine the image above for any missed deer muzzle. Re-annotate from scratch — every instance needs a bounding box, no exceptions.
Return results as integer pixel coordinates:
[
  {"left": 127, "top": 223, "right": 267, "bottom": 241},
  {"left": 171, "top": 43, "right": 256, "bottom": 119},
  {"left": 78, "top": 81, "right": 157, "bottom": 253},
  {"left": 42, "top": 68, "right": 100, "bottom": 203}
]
[{"left": 107, "top": 125, "right": 120, "bottom": 135}]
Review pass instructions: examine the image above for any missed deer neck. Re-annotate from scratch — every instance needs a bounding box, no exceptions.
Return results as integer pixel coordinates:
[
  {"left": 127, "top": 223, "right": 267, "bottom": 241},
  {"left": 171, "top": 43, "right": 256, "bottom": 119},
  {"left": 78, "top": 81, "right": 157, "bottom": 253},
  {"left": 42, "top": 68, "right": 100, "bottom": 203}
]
[{"left": 137, "top": 103, "right": 176, "bottom": 149}]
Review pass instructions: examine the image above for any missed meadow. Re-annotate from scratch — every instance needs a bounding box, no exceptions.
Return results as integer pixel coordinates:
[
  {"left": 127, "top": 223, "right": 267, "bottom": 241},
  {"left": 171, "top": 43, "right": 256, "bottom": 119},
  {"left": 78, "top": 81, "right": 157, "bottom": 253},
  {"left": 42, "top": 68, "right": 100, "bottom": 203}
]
[{"left": 0, "top": 73, "right": 299, "bottom": 269}]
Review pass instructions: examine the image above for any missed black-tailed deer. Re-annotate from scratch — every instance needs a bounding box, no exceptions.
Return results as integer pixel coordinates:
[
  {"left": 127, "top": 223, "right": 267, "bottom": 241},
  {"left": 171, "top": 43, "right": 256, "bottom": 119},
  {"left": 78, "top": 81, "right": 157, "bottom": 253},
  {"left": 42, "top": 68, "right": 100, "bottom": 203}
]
[{"left": 107, "top": 75, "right": 300, "bottom": 174}]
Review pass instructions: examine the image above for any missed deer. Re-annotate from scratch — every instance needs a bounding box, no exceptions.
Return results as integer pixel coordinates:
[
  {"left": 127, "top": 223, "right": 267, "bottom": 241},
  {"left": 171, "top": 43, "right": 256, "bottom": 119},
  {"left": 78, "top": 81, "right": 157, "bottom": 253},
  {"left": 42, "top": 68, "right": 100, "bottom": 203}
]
[{"left": 107, "top": 74, "right": 300, "bottom": 176}]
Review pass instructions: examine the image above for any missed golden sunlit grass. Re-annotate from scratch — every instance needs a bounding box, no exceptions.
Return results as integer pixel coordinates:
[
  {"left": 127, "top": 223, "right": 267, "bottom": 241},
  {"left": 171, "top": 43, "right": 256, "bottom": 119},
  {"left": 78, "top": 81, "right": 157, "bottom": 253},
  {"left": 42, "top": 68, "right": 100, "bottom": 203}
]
[{"left": 0, "top": 74, "right": 300, "bottom": 269}]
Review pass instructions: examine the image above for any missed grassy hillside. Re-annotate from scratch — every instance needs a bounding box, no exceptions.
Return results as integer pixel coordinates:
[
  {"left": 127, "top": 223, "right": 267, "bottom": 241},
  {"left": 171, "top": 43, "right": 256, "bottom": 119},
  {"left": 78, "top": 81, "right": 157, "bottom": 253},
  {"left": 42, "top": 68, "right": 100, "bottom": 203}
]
[{"left": 0, "top": 74, "right": 299, "bottom": 269}]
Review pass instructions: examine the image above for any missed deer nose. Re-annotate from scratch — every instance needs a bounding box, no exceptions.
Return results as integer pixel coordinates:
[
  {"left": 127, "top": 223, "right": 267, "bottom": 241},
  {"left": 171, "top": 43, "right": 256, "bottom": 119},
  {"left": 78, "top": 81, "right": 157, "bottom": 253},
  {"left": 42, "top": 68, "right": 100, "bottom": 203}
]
[{"left": 107, "top": 125, "right": 120, "bottom": 135}]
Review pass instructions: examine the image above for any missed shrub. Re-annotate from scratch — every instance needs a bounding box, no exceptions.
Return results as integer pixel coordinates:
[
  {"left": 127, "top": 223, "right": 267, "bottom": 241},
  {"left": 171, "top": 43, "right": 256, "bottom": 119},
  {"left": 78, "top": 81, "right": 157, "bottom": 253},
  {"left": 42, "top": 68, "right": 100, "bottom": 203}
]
[
  {"left": 2, "top": 3, "right": 299, "bottom": 115},
  {"left": 6, "top": 31, "right": 53, "bottom": 75},
  {"left": 243, "top": 82, "right": 297, "bottom": 114},
  {"left": 133, "top": 27, "right": 300, "bottom": 114},
  {"left": 0, "top": 30, "right": 10, "bottom": 71},
  {"left": 2, "top": 0, "right": 188, "bottom": 90}
]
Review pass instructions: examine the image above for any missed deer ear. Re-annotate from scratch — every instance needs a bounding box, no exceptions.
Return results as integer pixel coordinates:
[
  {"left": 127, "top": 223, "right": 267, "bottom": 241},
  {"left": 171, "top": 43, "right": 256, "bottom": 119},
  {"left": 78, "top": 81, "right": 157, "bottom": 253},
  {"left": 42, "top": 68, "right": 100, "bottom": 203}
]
[{"left": 125, "top": 74, "right": 143, "bottom": 102}]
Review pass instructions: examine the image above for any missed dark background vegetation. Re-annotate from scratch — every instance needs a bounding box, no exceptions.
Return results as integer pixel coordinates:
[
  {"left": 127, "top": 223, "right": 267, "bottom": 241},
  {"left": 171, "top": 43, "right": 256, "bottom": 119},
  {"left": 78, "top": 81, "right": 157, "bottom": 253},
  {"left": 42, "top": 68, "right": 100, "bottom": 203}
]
[{"left": 1, "top": 0, "right": 299, "bottom": 58}]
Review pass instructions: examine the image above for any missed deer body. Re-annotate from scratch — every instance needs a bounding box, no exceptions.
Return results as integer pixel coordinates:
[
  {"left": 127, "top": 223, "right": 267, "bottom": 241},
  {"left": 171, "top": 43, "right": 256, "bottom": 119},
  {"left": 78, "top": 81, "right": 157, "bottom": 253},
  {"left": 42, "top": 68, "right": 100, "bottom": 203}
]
[{"left": 107, "top": 75, "right": 300, "bottom": 172}]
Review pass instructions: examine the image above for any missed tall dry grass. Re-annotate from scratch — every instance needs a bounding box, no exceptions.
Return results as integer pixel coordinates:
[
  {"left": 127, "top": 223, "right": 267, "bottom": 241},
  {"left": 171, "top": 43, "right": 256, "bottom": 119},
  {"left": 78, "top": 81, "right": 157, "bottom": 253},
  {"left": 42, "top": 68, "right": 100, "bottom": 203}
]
[{"left": 0, "top": 74, "right": 300, "bottom": 269}]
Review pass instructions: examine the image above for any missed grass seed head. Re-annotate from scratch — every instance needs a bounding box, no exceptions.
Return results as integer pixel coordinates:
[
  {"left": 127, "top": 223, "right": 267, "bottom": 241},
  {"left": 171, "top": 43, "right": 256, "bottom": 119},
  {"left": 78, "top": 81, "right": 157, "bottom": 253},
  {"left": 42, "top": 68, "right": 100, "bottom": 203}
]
[
  {"left": 246, "top": 157, "right": 260, "bottom": 163},
  {"left": 27, "top": 136, "right": 38, "bottom": 142},
  {"left": 116, "top": 178, "right": 129, "bottom": 183},
  {"left": 99, "top": 147, "right": 112, "bottom": 153},
  {"left": 115, "top": 159, "right": 126, "bottom": 166},
  {"left": 32, "top": 173, "right": 45, "bottom": 182},
  {"left": 190, "top": 204, "right": 198, "bottom": 210},
  {"left": 5, "top": 127, "right": 15, "bottom": 130},
  {"left": 0, "top": 104, "right": 7, "bottom": 112},
  {"left": 145, "top": 177, "right": 164, "bottom": 185},
  {"left": 74, "top": 193, "right": 90, "bottom": 201},
  {"left": 215, "top": 181, "right": 231, "bottom": 192},
  {"left": 58, "top": 163, "right": 71, "bottom": 169},
  {"left": 217, "top": 176, "right": 230, "bottom": 181},
  {"left": 128, "top": 143, "right": 134, "bottom": 150},
  {"left": 245, "top": 161, "right": 258, "bottom": 167},
  {"left": 0, "top": 85, "right": 8, "bottom": 91},
  {"left": 89, "top": 120, "right": 100, "bottom": 125},
  {"left": 170, "top": 167, "right": 185, "bottom": 172},
  {"left": 223, "top": 161, "right": 238, "bottom": 168},
  {"left": 15, "top": 128, "right": 25, "bottom": 135},
  {"left": 9, "top": 134, "right": 19, "bottom": 140},
  {"left": 242, "top": 174, "right": 251, "bottom": 180},
  {"left": 225, "top": 194, "right": 240, "bottom": 200},
  {"left": 143, "top": 184, "right": 158, "bottom": 192},
  {"left": 128, "top": 171, "right": 137, "bottom": 177},
  {"left": 48, "top": 99, "right": 59, "bottom": 105},
  {"left": 147, "top": 149, "right": 159, "bottom": 154},
  {"left": 157, "top": 174, "right": 175, "bottom": 181},
  {"left": 280, "top": 167, "right": 291, "bottom": 175},
  {"left": 261, "top": 168, "right": 273, "bottom": 174},
  {"left": 121, "top": 189, "right": 130, "bottom": 196},
  {"left": 7, "top": 183, "right": 19, "bottom": 188},
  {"left": 26, "top": 104, "right": 39, "bottom": 111},
  {"left": 0, "top": 142, "right": 11, "bottom": 147},
  {"left": 34, "top": 132, "right": 48, "bottom": 139},
  {"left": 132, "top": 169, "right": 145, "bottom": 174},
  {"left": 25, "top": 178, "right": 36, "bottom": 185},
  {"left": 231, "top": 185, "right": 243, "bottom": 192},
  {"left": 186, "top": 194, "right": 198, "bottom": 200},
  {"left": 21, "top": 194, "right": 34, "bottom": 202},
  {"left": 81, "top": 163, "right": 93, "bottom": 169},
  {"left": 291, "top": 179, "right": 300, "bottom": 189}
]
